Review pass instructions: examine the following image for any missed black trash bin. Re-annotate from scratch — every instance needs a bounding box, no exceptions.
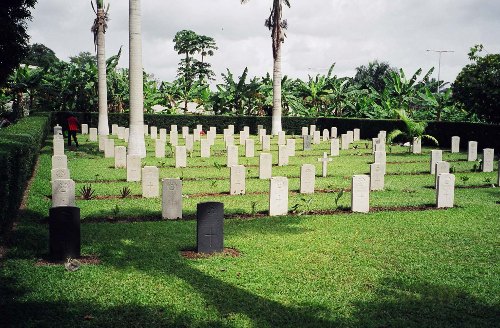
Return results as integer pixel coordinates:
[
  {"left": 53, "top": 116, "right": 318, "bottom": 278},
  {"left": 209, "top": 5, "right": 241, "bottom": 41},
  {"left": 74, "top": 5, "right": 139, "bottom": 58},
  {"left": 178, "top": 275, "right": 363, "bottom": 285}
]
[{"left": 49, "top": 206, "right": 81, "bottom": 261}]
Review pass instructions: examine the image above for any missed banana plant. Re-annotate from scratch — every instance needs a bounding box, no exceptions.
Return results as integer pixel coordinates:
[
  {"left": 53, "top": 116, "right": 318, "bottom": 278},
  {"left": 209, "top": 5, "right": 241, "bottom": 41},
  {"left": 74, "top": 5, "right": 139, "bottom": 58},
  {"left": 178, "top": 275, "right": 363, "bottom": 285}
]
[{"left": 387, "top": 109, "right": 438, "bottom": 152}]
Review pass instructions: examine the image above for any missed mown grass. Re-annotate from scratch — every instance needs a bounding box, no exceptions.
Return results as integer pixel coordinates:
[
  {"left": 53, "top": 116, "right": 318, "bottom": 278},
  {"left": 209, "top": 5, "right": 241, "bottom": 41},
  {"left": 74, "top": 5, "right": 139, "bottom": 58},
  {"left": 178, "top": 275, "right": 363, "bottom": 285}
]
[{"left": 1, "top": 132, "right": 499, "bottom": 327}]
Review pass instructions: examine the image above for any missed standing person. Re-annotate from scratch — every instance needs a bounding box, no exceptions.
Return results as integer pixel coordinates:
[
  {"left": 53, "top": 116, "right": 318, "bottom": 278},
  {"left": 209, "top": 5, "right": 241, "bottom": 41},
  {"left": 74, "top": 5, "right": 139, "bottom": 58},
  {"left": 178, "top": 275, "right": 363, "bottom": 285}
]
[{"left": 67, "top": 114, "right": 79, "bottom": 148}]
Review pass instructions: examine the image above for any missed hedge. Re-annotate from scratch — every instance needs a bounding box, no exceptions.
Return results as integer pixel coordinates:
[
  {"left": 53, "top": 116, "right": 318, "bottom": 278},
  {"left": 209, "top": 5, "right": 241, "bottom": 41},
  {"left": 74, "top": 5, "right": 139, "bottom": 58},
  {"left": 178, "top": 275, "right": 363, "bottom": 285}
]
[{"left": 0, "top": 114, "right": 50, "bottom": 235}]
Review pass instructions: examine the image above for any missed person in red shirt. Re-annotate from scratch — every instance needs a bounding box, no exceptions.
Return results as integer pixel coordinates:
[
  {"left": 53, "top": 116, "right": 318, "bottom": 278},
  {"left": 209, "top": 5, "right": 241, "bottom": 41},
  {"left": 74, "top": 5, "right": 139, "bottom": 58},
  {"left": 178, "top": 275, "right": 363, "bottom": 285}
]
[{"left": 67, "top": 114, "right": 79, "bottom": 148}]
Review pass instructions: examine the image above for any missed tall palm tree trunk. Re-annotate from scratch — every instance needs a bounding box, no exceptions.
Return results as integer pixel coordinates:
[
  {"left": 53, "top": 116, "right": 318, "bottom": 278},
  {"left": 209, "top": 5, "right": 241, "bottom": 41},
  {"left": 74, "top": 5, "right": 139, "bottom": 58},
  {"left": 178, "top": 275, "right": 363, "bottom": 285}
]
[
  {"left": 127, "top": 0, "right": 146, "bottom": 158},
  {"left": 272, "top": 43, "right": 283, "bottom": 135},
  {"left": 97, "top": 8, "right": 109, "bottom": 135}
]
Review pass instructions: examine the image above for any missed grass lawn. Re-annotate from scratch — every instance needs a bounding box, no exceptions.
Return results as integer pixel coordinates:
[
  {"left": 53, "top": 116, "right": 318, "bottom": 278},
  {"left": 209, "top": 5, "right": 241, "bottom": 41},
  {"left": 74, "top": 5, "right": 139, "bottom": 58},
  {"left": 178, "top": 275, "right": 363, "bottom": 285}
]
[{"left": 1, "top": 132, "right": 499, "bottom": 327}]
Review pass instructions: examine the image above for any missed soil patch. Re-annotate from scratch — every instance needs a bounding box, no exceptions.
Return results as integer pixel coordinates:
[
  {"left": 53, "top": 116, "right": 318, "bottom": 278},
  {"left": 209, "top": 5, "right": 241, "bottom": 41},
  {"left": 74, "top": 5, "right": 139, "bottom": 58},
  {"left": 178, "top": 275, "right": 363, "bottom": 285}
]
[
  {"left": 35, "top": 255, "right": 101, "bottom": 266},
  {"left": 181, "top": 247, "right": 241, "bottom": 259}
]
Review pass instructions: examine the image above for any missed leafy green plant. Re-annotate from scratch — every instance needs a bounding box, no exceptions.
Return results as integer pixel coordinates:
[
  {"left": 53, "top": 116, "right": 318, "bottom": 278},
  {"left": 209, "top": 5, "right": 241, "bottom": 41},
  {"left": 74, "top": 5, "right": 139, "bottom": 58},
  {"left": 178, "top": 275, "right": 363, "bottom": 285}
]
[
  {"left": 213, "top": 161, "right": 223, "bottom": 171},
  {"left": 333, "top": 189, "right": 344, "bottom": 209},
  {"left": 210, "top": 180, "right": 218, "bottom": 188},
  {"left": 111, "top": 204, "right": 120, "bottom": 217},
  {"left": 291, "top": 197, "right": 314, "bottom": 215},
  {"left": 120, "top": 186, "right": 132, "bottom": 199},
  {"left": 460, "top": 176, "right": 470, "bottom": 185},
  {"left": 250, "top": 201, "right": 258, "bottom": 215},
  {"left": 387, "top": 109, "right": 438, "bottom": 152},
  {"left": 79, "top": 184, "right": 95, "bottom": 200}
]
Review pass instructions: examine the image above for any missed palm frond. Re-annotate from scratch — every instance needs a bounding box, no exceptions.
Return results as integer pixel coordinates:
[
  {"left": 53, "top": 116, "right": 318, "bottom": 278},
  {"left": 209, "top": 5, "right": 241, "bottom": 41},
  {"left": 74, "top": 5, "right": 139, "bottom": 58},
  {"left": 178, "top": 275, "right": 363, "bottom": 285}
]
[
  {"left": 387, "top": 129, "right": 405, "bottom": 143},
  {"left": 421, "top": 134, "right": 439, "bottom": 146}
]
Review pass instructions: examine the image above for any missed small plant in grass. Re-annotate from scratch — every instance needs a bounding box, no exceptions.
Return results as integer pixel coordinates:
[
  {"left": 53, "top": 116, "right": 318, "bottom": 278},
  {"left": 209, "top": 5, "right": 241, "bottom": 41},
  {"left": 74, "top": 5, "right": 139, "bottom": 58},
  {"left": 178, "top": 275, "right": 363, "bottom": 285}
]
[
  {"left": 250, "top": 201, "right": 258, "bottom": 215},
  {"left": 460, "top": 176, "right": 470, "bottom": 185},
  {"left": 213, "top": 162, "right": 223, "bottom": 171},
  {"left": 450, "top": 165, "right": 455, "bottom": 173},
  {"left": 483, "top": 177, "right": 494, "bottom": 187},
  {"left": 79, "top": 184, "right": 95, "bottom": 200},
  {"left": 111, "top": 204, "right": 120, "bottom": 218},
  {"left": 210, "top": 180, "right": 218, "bottom": 188},
  {"left": 291, "top": 197, "right": 313, "bottom": 215},
  {"left": 166, "top": 144, "right": 174, "bottom": 158},
  {"left": 120, "top": 186, "right": 132, "bottom": 199},
  {"left": 188, "top": 150, "right": 193, "bottom": 158},
  {"left": 333, "top": 189, "right": 344, "bottom": 209},
  {"left": 365, "top": 142, "right": 369, "bottom": 149}
]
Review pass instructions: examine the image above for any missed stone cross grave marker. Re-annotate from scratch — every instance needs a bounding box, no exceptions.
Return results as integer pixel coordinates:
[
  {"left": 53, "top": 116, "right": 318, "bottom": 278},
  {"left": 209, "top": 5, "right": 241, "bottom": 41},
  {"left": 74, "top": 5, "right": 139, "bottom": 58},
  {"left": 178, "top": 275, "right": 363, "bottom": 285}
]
[
  {"left": 201, "top": 139, "right": 211, "bottom": 158},
  {"left": 483, "top": 148, "right": 494, "bottom": 172},
  {"left": 303, "top": 135, "right": 312, "bottom": 151},
  {"left": 155, "top": 139, "right": 165, "bottom": 158},
  {"left": 434, "top": 161, "right": 450, "bottom": 188},
  {"left": 430, "top": 150, "right": 443, "bottom": 174},
  {"left": 330, "top": 138, "right": 340, "bottom": 156},
  {"left": 52, "top": 155, "right": 67, "bottom": 169},
  {"left": 196, "top": 202, "right": 224, "bottom": 254},
  {"left": 162, "top": 178, "right": 182, "bottom": 220},
  {"left": 142, "top": 166, "right": 159, "bottom": 198},
  {"left": 175, "top": 146, "right": 187, "bottom": 168},
  {"left": 89, "top": 128, "right": 98, "bottom": 141},
  {"left": 318, "top": 152, "right": 333, "bottom": 177},
  {"left": 300, "top": 164, "right": 316, "bottom": 194},
  {"left": 451, "top": 136, "right": 460, "bottom": 153},
  {"left": 245, "top": 139, "right": 255, "bottom": 157},
  {"left": 230, "top": 165, "right": 246, "bottom": 195},
  {"left": 278, "top": 145, "right": 289, "bottom": 166},
  {"left": 468, "top": 141, "right": 478, "bottom": 161},
  {"left": 52, "top": 179, "right": 76, "bottom": 207},
  {"left": 351, "top": 175, "right": 370, "bottom": 213},
  {"left": 115, "top": 146, "right": 127, "bottom": 168},
  {"left": 259, "top": 153, "right": 272, "bottom": 179},
  {"left": 227, "top": 145, "right": 238, "bottom": 167},
  {"left": 269, "top": 177, "right": 288, "bottom": 216},
  {"left": 436, "top": 173, "right": 455, "bottom": 208},
  {"left": 127, "top": 155, "right": 141, "bottom": 182},
  {"left": 104, "top": 139, "right": 115, "bottom": 158},
  {"left": 370, "top": 163, "right": 384, "bottom": 191}
]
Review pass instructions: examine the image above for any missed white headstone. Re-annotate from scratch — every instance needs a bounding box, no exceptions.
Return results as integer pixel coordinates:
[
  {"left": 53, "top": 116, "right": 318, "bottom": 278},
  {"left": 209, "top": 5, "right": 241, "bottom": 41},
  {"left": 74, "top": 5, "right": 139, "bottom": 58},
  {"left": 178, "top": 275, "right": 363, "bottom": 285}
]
[
  {"left": 278, "top": 131, "right": 286, "bottom": 145},
  {"left": 373, "top": 151, "right": 387, "bottom": 175},
  {"left": 259, "top": 153, "right": 272, "bottom": 179},
  {"left": 98, "top": 135, "right": 107, "bottom": 151},
  {"left": 322, "top": 129, "right": 330, "bottom": 141},
  {"left": 346, "top": 131, "right": 354, "bottom": 144},
  {"left": 159, "top": 128, "right": 167, "bottom": 142},
  {"left": 89, "top": 128, "right": 98, "bottom": 142},
  {"left": 117, "top": 126, "right": 125, "bottom": 140},
  {"left": 142, "top": 166, "right": 159, "bottom": 198},
  {"left": 207, "top": 130, "right": 216, "bottom": 146},
  {"left": 124, "top": 128, "right": 129, "bottom": 143},
  {"left": 51, "top": 155, "right": 67, "bottom": 169},
  {"left": 243, "top": 126, "right": 250, "bottom": 135},
  {"left": 239, "top": 131, "right": 249, "bottom": 146},
  {"left": 451, "top": 136, "right": 460, "bottom": 153},
  {"left": 227, "top": 145, "right": 238, "bottom": 167},
  {"left": 150, "top": 126, "right": 158, "bottom": 139},
  {"left": 430, "top": 150, "right": 443, "bottom": 174},
  {"left": 286, "top": 139, "right": 296, "bottom": 157},
  {"left": 313, "top": 131, "right": 321, "bottom": 145},
  {"left": 318, "top": 152, "right": 333, "bottom": 177},
  {"left": 182, "top": 126, "right": 189, "bottom": 139},
  {"left": 300, "top": 164, "right": 316, "bottom": 194},
  {"left": 81, "top": 124, "right": 89, "bottom": 135},
  {"left": 269, "top": 177, "right": 288, "bottom": 216},
  {"left": 155, "top": 139, "right": 165, "bottom": 158},
  {"left": 143, "top": 124, "right": 149, "bottom": 136},
  {"left": 53, "top": 138, "right": 64, "bottom": 156},
  {"left": 245, "top": 139, "right": 255, "bottom": 157},
  {"left": 303, "top": 135, "right": 312, "bottom": 151},
  {"left": 434, "top": 161, "right": 450, "bottom": 188},
  {"left": 262, "top": 135, "right": 271, "bottom": 152},
  {"left": 196, "top": 124, "right": 203, "bottom": 132},
  {"left": 162, "top": 178, "right": 182, "bottom": 220},
  {"left": 341, "top": 134, "right": 349, "bottom": 150},
  {"left": 370, "top": 163, "right": 384, "bottom": 191},
  {"left": 193, "top": 128, "right": 201, "bottom": 142},
  {"left": 185, "top": 134, "right": 194, "bottom": 153},
  {"left": 127, "top": 155, "right": 141, "bottom": 181},
  {"left": 51, "top": 168, "right": 70, "bottom": 182},
  {"left": 225, "top": 134, "right": 234, "bottom": 148},
  {"left": 351, "top": 175, "right": 370, "bottom": 213},
  {"left": 330, "top": 138, "right": 340, "bottom": 156},
  {"left": 483, "top": 148, "right": 494, "bottom": 172},
  {"left": 374, "top": 141, "right": 385, "bottom": 152},
  {"left": 170, "top": 125, "right": 178, "bottom": 133},
  {"left": 468, "top": 141, "right": 478, "bottom": 161},
  {"left": 175, "top": 146, "right": 187, "bottom": 168},
  {"left": 436, "top": 173, "right": 455, "bottom": 208},
  {"left": 309, "top": 125, "right": 316, "bottom": 136},
  {"left": 353, "top": 128, "right": 360, "bottom": 141},
  {"left": 227, "top": 125, "right": 234, "bottom": 134},
  {"left": 301, "top": 127, "right": 309, "bottom": 136},
  {"left": 331, "top": 127, "right": 338, "bottom": 139},
  {"left": 201, "top": 139, "right": 211, "bottom": 158},
  {"left": 378, "top": 131, "right": 387, "bottom": 143},
  {"left": 111, "top": 124, "right": 118, "bottom": 136},
  {"left": 115, "top": 146, "right": 127, "bottom": 168},
  {"left": 412, "top": 137, "right": 422, "bottom": 154},
  {"left": 53, "top": 124, "right": 63, "bottom": 136},
  {"left": 52, "top": 179, "right": 76, "bottom": 207},
  {"left": 230, "top": 165, "right": 246, "bottom": 195},
  {"left": 259, "top": 129, "right": 267, "bottom": 143},
  {"left": 170, "top": 130, "right": 178, "bottom": 146},
  {"left": 278, "top": 145, "right": 289, "bottom": 166},
  {"left": 104, "top": 139, "right": 115, "bottom": 158}
]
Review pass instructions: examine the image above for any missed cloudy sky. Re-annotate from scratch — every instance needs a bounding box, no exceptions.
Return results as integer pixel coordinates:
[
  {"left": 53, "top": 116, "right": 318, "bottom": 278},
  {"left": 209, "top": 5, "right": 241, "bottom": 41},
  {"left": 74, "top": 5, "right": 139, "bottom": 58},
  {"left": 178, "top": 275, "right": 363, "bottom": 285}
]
[{"left": 28, "top": 0, "right": 500, "bottom": 84}]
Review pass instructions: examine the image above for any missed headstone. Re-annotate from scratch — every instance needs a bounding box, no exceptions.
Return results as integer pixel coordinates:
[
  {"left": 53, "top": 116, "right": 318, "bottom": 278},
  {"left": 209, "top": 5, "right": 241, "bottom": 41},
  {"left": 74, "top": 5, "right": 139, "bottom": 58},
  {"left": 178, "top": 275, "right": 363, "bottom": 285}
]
[
  {"left": 278, "top": 131, "right": 286, "bottom": 145},
  {"left": 378, "top": 131, "right": 387, "bottom": 143},
  {"left": 353, "top": 128, "right": 360, "bottom": 141},
  {"left": 51, "top": 155, "right": 67, "bottom": 169},
  {"left": 117, "top": 126, "right": 125, "bottom": 140},
  {"left": 286, "top": 139, "right": 296, "bottom": 157},
  {"left": 436, "top": 173, "right": 455, "bottom": 208},
  {"left": 111, "top": 124, "right": 118, "bottom": 136},
  {"left": 159, "top": 128, "right": 167, "bottom": 142},
  {"left": 373, "top": 151, "right": 387, "bottom": 175},
  {"left": 104, "top": 139, "right": 115, "bottom": 158},
  {"left": 209, "top": 126, "right": 216, "bottom": 135},
  {"left": 98, "top": 135, "right": 107, "bottom": 151},
  {"left": 301, "top": 127, "right": 309, "bottom": 136},
  {"left": 193, "top": 128, "right": 201, "bottom": 142},
  {"left": 89, "top": 128, "right": 98, "bottom": 142},
  {"left": 53, "top": 139, "right": 64, "bottom": 156},
  {"left": 239, "top": 130, "right": 249, "bottom": 146},
  {"left": 114, "top": 146, "right": 127, "bottom": 168},
  {"left": 143, "top": 124, "right": 149, "bottom": 136},
  {"left": 185, "top": 134, "right": 194, "bottom": 153},
  {"left": 201, "top": 139, "right": 211, "bottom": 158},
  {"left": 330, "top": 138, "right": 340, "bottom": 156},
  {"left": 182, "top": 126, "right": 189, "bottom": 139},
  {"left": 225, "top": 134, "right": 234, "bottom": 148},
  {"left": 162, "top": 178, "right": 182, "bottom": 220},
  {"left": 170, "top": 125, "right": 178, "bottom": 133},
  {"left": 372, "top": 138, "right": 380, "bottom": 153},
  {"left": 330, "top": 127, "right": 338, "bottom": 139},
  {"left": 468, "top": 141, "right": 478, "bottom": 161},
  {"left": 52, "top": 179, "right": 76, "bottom": 207},
  {"left": 278, "top": 145, "right": 289, "bottom": 166},
  {"left": 196, "top": 124, "right": 203, "bottom": 132},
  {"left": 322, "top": 129, "right": 330, "bottom": 141},
  {"left": 155, "top": 139, "right": 165, "bottom": 158},
  {"left": 170, "top": 130, "right": 178, "bottom": 146},
  {"left": 54, "top": 124, "right": 63, "bottom": 136},
  {"left": 351, "top": 175, "right": 370, "bottom": 213},
  {"left": 196, "top": 202, "right": 224, "bottom": 254},
  {"left": 318, "top": 152, "right": 333, "bottom": 177},
  {"left": 150, "top": 126, "right": 158, "bottom": 139},
  {"left": 483, "top": 148, "right": 494, "bottom": 172},
  {"left": 262, "top": 135, "right": 271, "bottom": 151},
  {"left": 258, "top": 129, "right": 266, "bottom": 143},
  {"left": 207, "top": 130, "right": 216, "bottom": 146},
  {"left": 259, "top": 153, "right": 272, "bottom": 179},
  {"left": 370, "top": 163, "right": 384, "bottom": 191},
  {"left": 430, "top": 150, "right": 443, "bottom": 174},
  {"left": 300, "top": 164, "right": 316, "bottom": 194},
  {"left": 451, "top": 136, "right": 460, "bottom": 153},
  {"left": 124, "top": 128, "right": 129, "bottom": 143},
  {"left": 269, "top": 177, "right": 288, "bottom": 216},
  {"left": 341, "top": 134, "right": 349, "bottom": 150},
  {"left": 309, "top": 125, "right": 316, "bottom": 136},
  {"left": 243, "top": 126, "right": 250, "bottom": 135},
  {"left": 126, "top": 155, "right": 141, "bottom": 181},
  {"left": 48, "top": 206, "right": 80, "bottom": 261},
  {"left": 434, "top": 161, "right": 450, "bottom": 188},
  {"left": 303, "top": 135, "right": 312, "bottom": 151},
  {"left": 227, "top": 145, "right": 238, "bottom": 167},
  {"left": 313, "top": 131, "right": 321, "bottom": 145},
  {"left": 230, "top": 165, "right": 246, "bottom": 195},
  {"left": 142, "top": 166, "right": 159, "bottom": 198},
  {"left": 175, "top": 146, "right": 187, "bottom": 168},
  {"left": 412, "top": 137, "right": 422, "bottom": 154},
  {"left": 245, "top": 139, "right": 255, "bottom": 157},
  {"left": 81, "top": 124, "right": 89, "bottom": 135},
  {"left": 51, "top": 168, "right": 70, "bottom": 182},
  {"left": 346, "top": 131, "right": 354, "bottom": 144},
  {"left": 227, "top": 125, "right": 234, "bottom": 134}
]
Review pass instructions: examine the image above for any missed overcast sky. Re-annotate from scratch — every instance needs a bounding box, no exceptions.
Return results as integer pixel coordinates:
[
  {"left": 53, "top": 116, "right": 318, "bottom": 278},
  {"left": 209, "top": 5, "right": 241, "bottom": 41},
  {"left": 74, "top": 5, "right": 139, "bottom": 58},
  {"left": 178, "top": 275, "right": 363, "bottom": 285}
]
[{"left": 27, "top": 0, "right": 500, "bottom": 84}]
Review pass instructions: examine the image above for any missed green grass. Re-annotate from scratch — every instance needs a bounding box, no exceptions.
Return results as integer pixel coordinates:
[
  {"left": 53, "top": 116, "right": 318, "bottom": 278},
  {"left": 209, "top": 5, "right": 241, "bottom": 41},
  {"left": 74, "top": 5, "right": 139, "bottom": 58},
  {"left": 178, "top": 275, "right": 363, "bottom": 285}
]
[{"left": 1, "top": 133, "right": 499, "bottom": 327}]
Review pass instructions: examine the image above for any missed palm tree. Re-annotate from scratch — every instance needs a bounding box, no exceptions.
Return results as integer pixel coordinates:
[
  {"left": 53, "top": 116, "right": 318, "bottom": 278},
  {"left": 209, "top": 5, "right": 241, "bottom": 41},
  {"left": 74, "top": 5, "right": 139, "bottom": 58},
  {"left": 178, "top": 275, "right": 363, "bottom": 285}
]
[
  {"left": 241, "top": 0, "right": 290, "bottom": 135},
  {"left": 387, "top": 109, "right": 438, "bottom": 152},
  {"left": 127, "top": 0, "right": 146, "bottom": 157},
  {"left": 91, "top": 0, "right": 110, "bottom": 135}
]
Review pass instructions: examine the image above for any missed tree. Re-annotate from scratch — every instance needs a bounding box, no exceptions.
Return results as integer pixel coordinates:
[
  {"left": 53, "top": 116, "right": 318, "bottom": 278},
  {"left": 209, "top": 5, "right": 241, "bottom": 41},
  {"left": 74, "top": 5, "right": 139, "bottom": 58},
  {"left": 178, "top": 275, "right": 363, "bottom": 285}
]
[
  {"left": 387, "top": 109, "right": 438, "bottom": 152},
  {"left": 452, "top": 48, "right": 500, "bottom": 123},
  {"left": 23, "top": 43, "right": 59, "bottom": 69},
  {"left": 91, "top": 0, "right": 110, "bottom": 135},
  {"left": 241, "top": 0, "right": 290, "bottom": 135},
  {"left": 128, "top": 0, "right": 146, "bottom": 158},
  {"left": 0, "top": 0, "right": 37, "bottom": 85},
  {"left": 354, "top": 60, "right": 396, "bottom": 94}
]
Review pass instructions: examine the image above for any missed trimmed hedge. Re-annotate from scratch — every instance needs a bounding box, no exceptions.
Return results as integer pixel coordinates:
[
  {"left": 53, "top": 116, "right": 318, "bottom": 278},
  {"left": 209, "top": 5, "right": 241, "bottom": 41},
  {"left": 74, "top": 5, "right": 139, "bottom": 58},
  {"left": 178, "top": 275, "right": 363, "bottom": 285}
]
[{"left": 0, "top": 115, "right": 50, "bottom": 235}]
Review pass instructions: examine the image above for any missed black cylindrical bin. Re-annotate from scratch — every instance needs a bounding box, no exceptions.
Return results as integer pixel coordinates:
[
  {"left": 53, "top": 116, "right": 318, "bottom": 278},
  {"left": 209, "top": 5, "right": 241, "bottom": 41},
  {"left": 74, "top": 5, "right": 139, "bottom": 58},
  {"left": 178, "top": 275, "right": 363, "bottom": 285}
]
[
  {"left": 196, "top": 202, "right": 224, "bottom": 254},
  {"left": 49, "top": 206, "right": 81, "bottom": 261}
]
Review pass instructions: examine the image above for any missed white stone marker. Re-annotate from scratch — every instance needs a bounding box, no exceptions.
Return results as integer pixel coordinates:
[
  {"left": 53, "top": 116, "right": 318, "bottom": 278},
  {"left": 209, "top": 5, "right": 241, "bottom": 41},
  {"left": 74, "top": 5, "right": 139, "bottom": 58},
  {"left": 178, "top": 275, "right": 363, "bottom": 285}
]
[
  {"left": 227, "top": 145, "right": 239, "bottom": 167},
  {"left": 51, "top": 168, "right": 70, "bottom": 182},
  {"left": 309, "top": 125, "right": 316, "bottom": 136},
  {"left": 159, "top": 128, "right": 167, "bottom": 142},
  {"left": 227, "top": 124, "right": 234, "bottom": 134},
  {"left": 239, "top": 130, "right": 249, "bottom": 146},
  {"left": 162, "top": 178, "right": 182, "bottom": 220},
  {"left": 245, "top": 139, "right": 255, "bottom": 157},
  {"left": 142, "top": 166, "right": 159, "bottom": 198},
  {"left": 262, "top": 135, "right": 271, "bottom": 151},
  {"left": 155, "top": 139, "right": 165, "bottom": 158},
  {"left": 52, "top": 133, "right": 63, "bottom": 141},
  {"left": 374, "top": 150, "right": 387, "bottom": 175},
  {"left": 351, "top": 175, "right": 370, "bottom": 213},
  {"left": 483, "top": 148, "right": 494, "bottom": 172},
  {"left": 331, "top": 127, "right": 338, "bottom": 139},
  {"left": 436, "top": 173, "right": 455, "bottom": 208},
  {"left": 182, "top": 126, "right": 189, "bottom": 139},
  {"left": 175, "top": 146, "right": 187, "bottom": 168},
  {"left": 278, "top": 145, "right": 289, "bottom": 166},
  {"left": 372, "top": 138, "right": 380, "bottom": 153},
  {"left": 170, "top": 130, "right": 178, "bottom": 146},
  {"left": 225, "top": 134, "right": 234, "bottom": 148},
  {"left": 301, "top": 127, "right": 309, "bottom": 136},
  {"left": 201, "top": 139, "right": 211, "bottom": 158},
  {"left": 171, "top": 125, "right": 178, "bottom": 133},
  {"left": 53, "top": 139, "right": 64, "bottom": 156},
  {"left": 370, "top": 163, "right": 385, "bottom": 191},
  {"left": 286, "top": 139, "right": 296, "bottom": 157},
  {"left": 117, "top": 126, "right": 125, "bottom": 140},
  {"left": 259, "top": 153, "right": 272, "bottom": 179},
  {"left": 353, "top": 128, "right": 360, "bottom": 141},
  {"left": 322, "top": 129, "right": 330, "bottom": 141},
  {"left": 115, "top": 146, "right": 127, "bottom": 168},
  {"left": 81, "top": 124, "right": 89, "bottom": 135},
  {"left": 193, "top": 128, "right": 201, "bottom": 142},
  {"left": 243, "top": 126, "right": 250, "bottom": 135},
  {"left": 468, "top": 141, "right": 478, "bottom": 161},
  {"left": 230, "top": 165, "right": 246, "bottom": 195},
  {"left": 52, "top": 179, "right": 76, "bottom": 208},
  {"left": 143, "top": 124, "right": 149, "bottom": 136},
  {"left": 430, "top": 150, "right": 443, "bottom": 174},
  {"left": 374, "top": 141, "right": 386, "bottom": 152},
  {"left": 111, "top": 124, "right": 118, "bottom": 135},
  {"left": 104, "top": 139, "right": 115, "bottom": 158},
  {"left": 318, "top": 152, "right": 333, "bottom": 177},
  {"left": 378, "top": 130, "right": 387, "bottom": 143},
  {"left": 124, "top": 128, "right": 130, "bottom": 143},
  {"left": 196, "top": 124, "right": 203, "bottom": 132},
  {"left": 347, "top": 131, "right": 354, "bottom": 144},
  {"left": 98, "top": 135, "right": 107, "bottom": 151},
  {"left": 127, "top": 155, "right": 141, "bottom": 182},
  {"left": 269, "top": 177, "right": 288, "bottom": 216},
  {"left": 300, "top": 164, "right": 316, "bottom": 194},
  {"left": 451, "top": 136, "right": 460, "bottom": 153},
  {"left": 330, "top": 138, "right": 340, "bottom": 157},
  {"left": 150, "top": 126, "right": 158, "bottom": 139},
  {"left": 185, "top": 134, "right": 194, "bottom": 153},
  {"left": 434, "top": 161, "right": 450, "bottom": 188},
  {"left": 259, "top": 129, "right": 267, "bottom": 143},
  {"left": 313, "top": 131, "right": 321, "bottom": 145},
  {"left": 52, "top": 155, "right": 67, "bottom": 169},
  {"left": 278, "top": 131, "right": 286, "bottom": 145},
  {"left": 207, "top": 130, "right": 216, "bottom": 146},
  {"left": 412, "top": 137, "right": 422, "bottom": 154},
  {"left": 89, "top": 128, "right": 98, "bottom": 141},
  {"left": 341, "top": 134, "right": 349, "bottom": 150},
  {"left": 53, "top": 124, "right": 63, "bottom": 136}
]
